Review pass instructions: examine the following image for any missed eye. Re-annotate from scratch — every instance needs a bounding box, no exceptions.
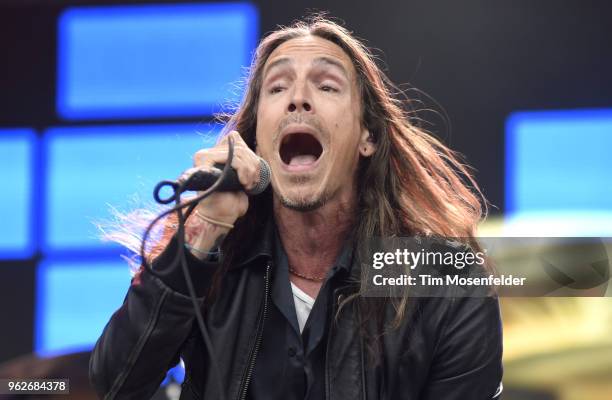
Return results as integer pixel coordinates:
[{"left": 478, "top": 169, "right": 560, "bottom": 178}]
[
  {"left": 320, "top": 84, "right": 338, "bottom": 93},
  {"left": 269, "top": 85, "right": 285, "bottom": 94}
]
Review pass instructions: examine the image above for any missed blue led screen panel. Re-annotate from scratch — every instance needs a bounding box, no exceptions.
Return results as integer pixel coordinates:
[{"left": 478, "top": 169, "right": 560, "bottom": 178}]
[
  {"left": 506, "top": 109, "right": 612, "bottom": 214},
  {"left": 57, "top": 3, "right": 258, "bottom": 120},
  {"left": 35, "top": 258, "right": 131, "bottom": 356},
  {"left": 0, "top": 129, "right": 35, "bottom": 259},
  {"left": 44, "top": 123, "right": 220, "bottom": 253}
]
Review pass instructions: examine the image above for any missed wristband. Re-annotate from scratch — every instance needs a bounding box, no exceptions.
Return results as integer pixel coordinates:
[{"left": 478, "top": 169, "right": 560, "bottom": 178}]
[{"left": 193, "top": 209, "right": 234, "bottom": 229}]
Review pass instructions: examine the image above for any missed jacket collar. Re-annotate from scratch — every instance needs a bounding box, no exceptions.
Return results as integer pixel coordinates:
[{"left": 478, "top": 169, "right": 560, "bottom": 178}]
[
  {"left": 233, "top": 217, "right": 355, "bottom": 275},
  {"left": 233, "top": 217, "right": 275, "bottom": 268}
]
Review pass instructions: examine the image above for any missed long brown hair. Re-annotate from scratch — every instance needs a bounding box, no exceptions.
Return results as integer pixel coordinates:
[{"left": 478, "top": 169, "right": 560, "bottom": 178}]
[
  {"left": 111, "top": 16, "right": 486, "bottom": 334},
  {"left": 217, "top": 15, "right": 486, "bottom": 322}
]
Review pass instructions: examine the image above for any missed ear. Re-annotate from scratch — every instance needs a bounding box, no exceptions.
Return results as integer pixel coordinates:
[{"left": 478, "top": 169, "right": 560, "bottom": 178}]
[{"left": 358, "top": 128, "right": 376, "bottom": 157}]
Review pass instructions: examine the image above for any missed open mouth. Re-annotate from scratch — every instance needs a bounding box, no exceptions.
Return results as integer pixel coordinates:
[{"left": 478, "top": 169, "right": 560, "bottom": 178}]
[{"left": 279, "top": 133, "right": 323, "bottom": 167}]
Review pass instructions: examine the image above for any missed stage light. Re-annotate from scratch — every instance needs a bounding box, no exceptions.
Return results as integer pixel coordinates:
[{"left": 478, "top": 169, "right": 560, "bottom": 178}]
[
  {"left": 43, "top": 123, "right": 220, "bottom": 253},
  {"left": 35, "top": 258, "right": 131, "bottom": 356},
  {"left": 57, "top": 3, "right": 258, "bottom": 120},
  {"left": 0, "top": 129, "right": 36, "bottom": 259},
  {"left": 505, "top": 109, "right": 612, "bottom": 236}
]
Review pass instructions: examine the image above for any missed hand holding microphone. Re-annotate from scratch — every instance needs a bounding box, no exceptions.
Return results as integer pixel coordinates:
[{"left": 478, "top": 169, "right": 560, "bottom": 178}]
[{"left": 178, "top": 131, "right": 269, "bottom": 258}]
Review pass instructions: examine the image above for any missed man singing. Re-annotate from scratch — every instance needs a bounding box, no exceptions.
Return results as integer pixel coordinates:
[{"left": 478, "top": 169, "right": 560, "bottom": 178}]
[{"left": 90, "top": 16, "right": 503, "bottom": 399}]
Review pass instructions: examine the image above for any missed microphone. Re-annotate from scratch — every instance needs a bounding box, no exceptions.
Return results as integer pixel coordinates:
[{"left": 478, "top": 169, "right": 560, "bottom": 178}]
[{"left": 178, "top": 158, "right": 271, "bottom": 195}]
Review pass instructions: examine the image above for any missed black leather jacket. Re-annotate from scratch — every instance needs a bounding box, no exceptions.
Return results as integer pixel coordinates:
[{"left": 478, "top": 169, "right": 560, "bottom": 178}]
[{"left": 90, "top": 224, "right": 503, "bottom": 400}]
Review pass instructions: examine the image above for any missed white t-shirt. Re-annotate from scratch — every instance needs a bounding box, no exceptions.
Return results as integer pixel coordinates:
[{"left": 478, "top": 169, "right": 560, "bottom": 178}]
[{"left": 290, "top": 282, "right": 315, "bottom": 333}]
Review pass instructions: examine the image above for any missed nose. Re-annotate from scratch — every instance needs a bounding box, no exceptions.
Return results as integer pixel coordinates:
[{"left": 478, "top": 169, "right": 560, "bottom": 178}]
[
  {"left": 288, "top": 102, "right": 311, "bottom": 112},
  {"left": 287, "top": 83, "right": 312, "bottom": 113}
]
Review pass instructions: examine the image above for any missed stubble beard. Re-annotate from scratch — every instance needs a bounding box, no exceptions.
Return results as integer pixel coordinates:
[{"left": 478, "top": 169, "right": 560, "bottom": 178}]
[
  {"left": 278, "top": 186, "right": 332, "bottom": 212},
  {"left": 279, "top": 195, "right": 325, "bottom": 212}
]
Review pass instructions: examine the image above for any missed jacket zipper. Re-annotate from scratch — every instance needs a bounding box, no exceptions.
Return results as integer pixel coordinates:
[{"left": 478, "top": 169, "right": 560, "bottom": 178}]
[
  {"left": 324, "top": 289, "right": 342, "bottom": 399},
  {"left": 237, "top": 264, "right": 271, "bottom": 400}
]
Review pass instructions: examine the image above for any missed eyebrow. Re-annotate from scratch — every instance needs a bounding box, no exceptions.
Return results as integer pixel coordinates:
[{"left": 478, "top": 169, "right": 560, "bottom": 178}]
[
  {"left": 263, "top": 57, "right": 293, "bottom": 78},
  {"left": 263, "top": 56, "right": 350, "bottom": 80},
  {"left": 312, "top": 56, "right": 349, "bottom": 79}
]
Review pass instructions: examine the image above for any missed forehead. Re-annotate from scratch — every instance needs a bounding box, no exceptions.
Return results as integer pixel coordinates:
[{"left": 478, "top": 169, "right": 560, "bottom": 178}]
[{"left": 264, "top": 35, "right": 355, "bottom": 78}]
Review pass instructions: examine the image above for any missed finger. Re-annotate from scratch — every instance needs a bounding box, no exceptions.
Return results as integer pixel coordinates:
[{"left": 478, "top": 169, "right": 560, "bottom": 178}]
[
  {"left": 228, "top": 136, "right": 260, "bottom": 185},
  {"left": 233, "top": 146, "right": 260, "bottom": 189},
  {"left": 194, "top": 134, "right": 260, "bottom": 188},
  {"left": 193, "top": 148, "right": 211, "bottom": 167},
  {"left": 194, "top": 144, "right": 246, "bottom": 167},
  {"left": 218, "top": 130, "right": 245, "bottom": 146},
  {"left": 198, "top": 133, "right": 247, "bottom": 166},
  {"left": 234, "top": 191, "right": 249, "bottom": 217},
  {"left": 228, "top": 130, "right": 245, "bottom": 144},
  {"left": 197, "top": 150, "right": 257, "bottom": 190},
  {"left": 204, "top": 142, "right": 261, "bottom": 187}
]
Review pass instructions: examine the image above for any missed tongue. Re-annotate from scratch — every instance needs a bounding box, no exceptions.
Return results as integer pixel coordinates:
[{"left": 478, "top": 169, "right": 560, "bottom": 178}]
[{"left": 289, "top": 154, "right": 317, "bottom": 166}]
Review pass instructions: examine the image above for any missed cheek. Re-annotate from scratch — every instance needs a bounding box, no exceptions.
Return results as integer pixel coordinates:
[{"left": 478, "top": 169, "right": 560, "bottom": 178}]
[
  {"left": 330, "top": 131, "right": 361, "bottom": 169},
  {"left": 334, "top": 95, "right": 361, "bottom": 132},
  {"left": 255, "top": 118, "right": 278, "bottom": 158},
  {"left": 255, "top": 129, "right": 271, "bottom": 157},
  {"left": 330, "top": 111, "right": 362, "bottom": 151}
]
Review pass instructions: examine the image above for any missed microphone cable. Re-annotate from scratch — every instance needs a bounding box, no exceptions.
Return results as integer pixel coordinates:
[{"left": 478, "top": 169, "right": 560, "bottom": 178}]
[{"left": 140, "top": 137, "right": 236, "bottom": 400}]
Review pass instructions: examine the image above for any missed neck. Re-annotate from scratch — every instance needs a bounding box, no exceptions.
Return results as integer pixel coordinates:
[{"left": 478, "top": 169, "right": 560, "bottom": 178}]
[{"left": 273, "top": 193, "right": 356, "bottom": 278}]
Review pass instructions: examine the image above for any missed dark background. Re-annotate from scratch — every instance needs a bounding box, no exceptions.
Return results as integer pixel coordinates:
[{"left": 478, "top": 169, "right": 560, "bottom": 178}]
[{"left": 1, "top": 0, "right": 611, "bottom": 365}]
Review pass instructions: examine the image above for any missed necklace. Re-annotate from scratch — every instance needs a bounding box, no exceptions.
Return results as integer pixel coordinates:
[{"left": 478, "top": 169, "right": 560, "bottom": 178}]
[{"left": 288, "top": 266, "right": 326, "bottom": 282}]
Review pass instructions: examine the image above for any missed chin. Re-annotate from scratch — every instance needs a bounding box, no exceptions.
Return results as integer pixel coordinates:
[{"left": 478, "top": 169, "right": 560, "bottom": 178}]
[{"left": 276, "top": 187, "right": 329, "bottom": 212}]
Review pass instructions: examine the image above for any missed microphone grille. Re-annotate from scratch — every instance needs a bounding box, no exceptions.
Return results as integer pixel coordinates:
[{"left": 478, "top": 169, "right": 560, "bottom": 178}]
[{"left": 249, "top": 158, "right": 271, "bottom": 195}]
